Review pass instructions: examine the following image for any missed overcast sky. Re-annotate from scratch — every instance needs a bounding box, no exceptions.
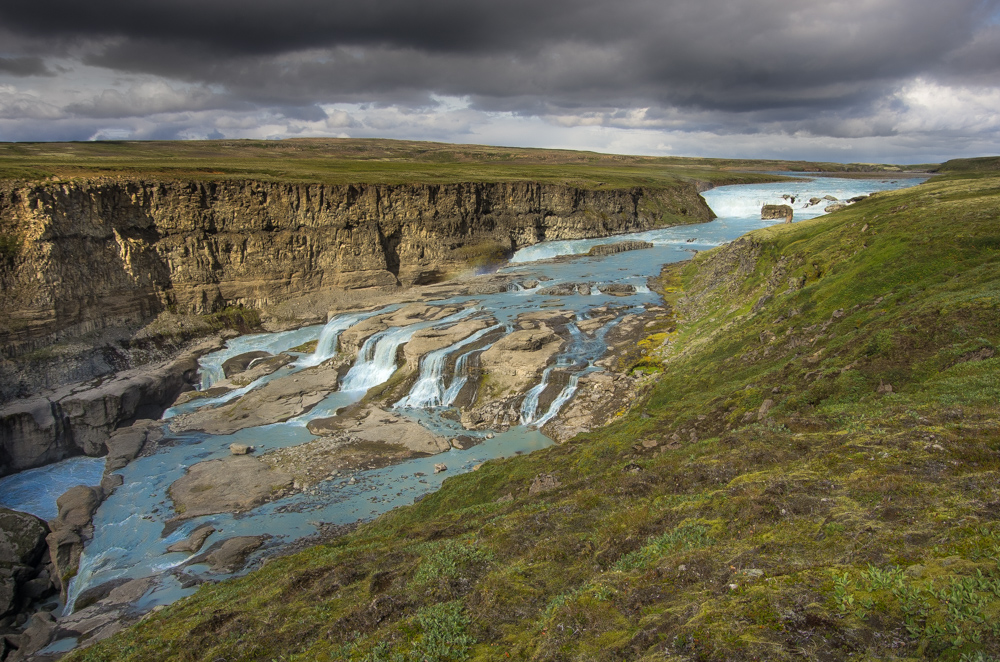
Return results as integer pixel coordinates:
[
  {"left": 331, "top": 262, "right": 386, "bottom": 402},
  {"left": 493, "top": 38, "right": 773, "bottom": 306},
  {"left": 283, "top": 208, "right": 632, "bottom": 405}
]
[{"left": 1, "top": 0, "right": 999, "bottom": 162}]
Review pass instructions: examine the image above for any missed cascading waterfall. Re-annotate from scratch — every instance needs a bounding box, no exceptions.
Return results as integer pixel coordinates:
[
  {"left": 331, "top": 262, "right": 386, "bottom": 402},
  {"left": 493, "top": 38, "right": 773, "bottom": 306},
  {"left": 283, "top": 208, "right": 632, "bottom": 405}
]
[
  {"left": 533, "top": 372, "right": 582, "bottom": 427},
  {"left": 340, "top": 309, "right": 476, "bottom": 392},
  {"left": 298, "top": 311, "right": 374, "bottom": 367},
  {"left": 520, "top": 366, "right": 554, "bottom": 424},
  {"left": 521, "top": 322, "right": 612, "bottom": 426},
  {"left": 199, "top": 364, "right": 226, "bottom": 390},
  {"left": 396, "top": 323, "right": 502, "bottom": 409},
  {"left": 441, "top": 323, "right": 513, "bottom": 405}
]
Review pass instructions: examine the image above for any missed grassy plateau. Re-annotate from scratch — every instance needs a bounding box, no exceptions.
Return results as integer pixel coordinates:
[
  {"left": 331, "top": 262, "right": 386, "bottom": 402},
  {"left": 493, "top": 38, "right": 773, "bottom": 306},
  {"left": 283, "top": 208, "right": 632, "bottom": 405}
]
[
  {"left": 59, "top": 151, "right": 1000, "bottom": 662},
  {"left": 0, "top": 138, "right": 924, "bottom": 189}
]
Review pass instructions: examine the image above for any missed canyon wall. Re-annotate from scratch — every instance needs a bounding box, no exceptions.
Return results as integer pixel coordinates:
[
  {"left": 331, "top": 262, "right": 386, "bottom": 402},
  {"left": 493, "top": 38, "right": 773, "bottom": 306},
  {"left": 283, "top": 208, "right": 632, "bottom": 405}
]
[{"left": 0, "top": 178, "right": 711, "bottom": 362}]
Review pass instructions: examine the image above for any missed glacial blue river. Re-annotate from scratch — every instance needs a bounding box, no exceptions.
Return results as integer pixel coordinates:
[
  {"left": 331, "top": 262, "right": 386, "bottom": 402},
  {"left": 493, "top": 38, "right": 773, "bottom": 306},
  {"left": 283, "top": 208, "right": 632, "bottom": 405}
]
[{"left": 0, "top": 174, "right": 926, "bottom": 619}]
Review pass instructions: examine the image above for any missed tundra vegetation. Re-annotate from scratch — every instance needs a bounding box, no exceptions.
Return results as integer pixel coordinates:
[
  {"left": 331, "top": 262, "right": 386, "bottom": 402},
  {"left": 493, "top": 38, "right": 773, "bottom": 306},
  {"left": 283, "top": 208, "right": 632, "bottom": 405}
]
[
  {"left": 0, "top": 138, "right": 920, "bottom": 187},
  {"left": 60, "top": 155, "right": 1000, "bottom": 661}
]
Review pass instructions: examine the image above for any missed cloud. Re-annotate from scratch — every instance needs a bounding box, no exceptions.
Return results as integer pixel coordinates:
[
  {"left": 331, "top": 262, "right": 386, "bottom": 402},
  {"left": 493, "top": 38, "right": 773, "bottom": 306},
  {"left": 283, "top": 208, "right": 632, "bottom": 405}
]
[
  {"left": 0, "top": 0, "right": 998, "bottom": 161},
  {"left": 0, "top": 56, "right": 54, "bottom": 77}
]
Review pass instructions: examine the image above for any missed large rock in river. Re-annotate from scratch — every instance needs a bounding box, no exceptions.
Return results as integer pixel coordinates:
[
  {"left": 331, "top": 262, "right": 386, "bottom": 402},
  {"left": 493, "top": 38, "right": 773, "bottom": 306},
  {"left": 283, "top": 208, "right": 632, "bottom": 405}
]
[
  {"left": 168, "top": 456, "right": 293, "bottom": 520},
  {"left": 761, "top": 204, "right": 793, "bottom": 221},
  {"left": 477, "top": 326, "right": 564, "bottom": 401},
  {"left": 169, "top": 362, "right": 341, "bottom": 435}
]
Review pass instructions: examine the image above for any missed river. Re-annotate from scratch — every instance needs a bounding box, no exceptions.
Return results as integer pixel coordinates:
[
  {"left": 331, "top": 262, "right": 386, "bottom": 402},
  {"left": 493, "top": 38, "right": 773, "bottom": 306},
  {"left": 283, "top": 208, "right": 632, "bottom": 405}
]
[{"left": 0, "top": 173, "right": 926, "bottom": 621}]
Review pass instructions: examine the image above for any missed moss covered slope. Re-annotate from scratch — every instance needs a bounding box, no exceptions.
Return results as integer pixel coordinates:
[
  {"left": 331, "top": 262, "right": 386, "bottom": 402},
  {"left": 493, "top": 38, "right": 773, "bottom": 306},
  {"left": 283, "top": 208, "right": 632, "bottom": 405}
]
[{"left": 73, "top": 170, "right": 1000, "bottom": 662}]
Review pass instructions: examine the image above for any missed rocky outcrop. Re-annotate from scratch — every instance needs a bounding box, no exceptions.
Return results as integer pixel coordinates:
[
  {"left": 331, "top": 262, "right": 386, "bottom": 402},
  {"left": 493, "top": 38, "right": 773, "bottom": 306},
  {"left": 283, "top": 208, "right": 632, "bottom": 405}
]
[
  {"left": 0, "top": 178, "right": 712, "bottom": 367},
  {"left": 476, "top": 327, "right": 564, "bottom": 403},
  {"left": 46, "top": 486, "right": 103, "bottom": 599},
  {"left": 337, "top": 304, "right": 464, "bottom": 358},
  {"left": 0, "top": 339, "right": 213, "bottom": 476},
  {"left": 597, "top": 284, "right": 637, "bottom": 296},
  {"left": 761, "top": 204, "right": 793, "bottom": 221},
  {"left": 0, "top": 509, "right": 51, "bottom": 624},
  {"left": 306, "top": 407, "right": 450, "bottom": 455}
]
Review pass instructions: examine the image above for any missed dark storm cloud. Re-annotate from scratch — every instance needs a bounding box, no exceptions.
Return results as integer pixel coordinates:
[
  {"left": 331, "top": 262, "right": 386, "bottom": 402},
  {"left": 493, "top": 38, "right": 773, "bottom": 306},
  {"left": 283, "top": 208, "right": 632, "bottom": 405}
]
[
  {"left": 0, "top": 56, "right": 53, "bottom": 77},
  {"left": 0, "top": 0, "right": 999, "bottom": 145}
]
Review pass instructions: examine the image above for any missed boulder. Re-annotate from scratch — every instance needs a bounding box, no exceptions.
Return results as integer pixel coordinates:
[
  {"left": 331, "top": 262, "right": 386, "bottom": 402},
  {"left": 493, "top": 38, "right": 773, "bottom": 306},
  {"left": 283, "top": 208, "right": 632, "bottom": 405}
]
[
  {"left": 221, "top": 351, "right": 273, "bottom": 378},
  {"left": 0, "top": 509, "right": 49, "bottom": 617},
  {"left": 104, "top": 420, "right": 162, "bottom": 472},
  {"left": 824, "top": 202, "right": 847, "bottom": 213},
  {"left": 166, "top": 524, "right": 217, "bottom": 554},
  {"left": 537, "top": 283, "right": 583, "bottom": 296},
  {"left": 229, "top": 443, "right": 253, "bottom": 455},
  {"left": 598, "top": 284, "right": 637, "bottom": 296},
  {"left": 189, "top": 536, "right": 267, "bottom": 573},
  {"left": 9, "top": 611, "right": 56, "bottom": 658},
  {"left": 761, "top": 204, "right": 793, "bottom": 221}
]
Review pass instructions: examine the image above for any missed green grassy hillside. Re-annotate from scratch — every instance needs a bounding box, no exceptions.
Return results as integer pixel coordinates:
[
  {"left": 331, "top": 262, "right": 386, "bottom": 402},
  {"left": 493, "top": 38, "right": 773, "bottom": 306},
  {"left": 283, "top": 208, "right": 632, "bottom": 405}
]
[
  {"left": 0, "top": 138, "right": 923, "bottom": 188},
  {"left": 71, "top": 169, "right": 1000, "bottom": 662}
]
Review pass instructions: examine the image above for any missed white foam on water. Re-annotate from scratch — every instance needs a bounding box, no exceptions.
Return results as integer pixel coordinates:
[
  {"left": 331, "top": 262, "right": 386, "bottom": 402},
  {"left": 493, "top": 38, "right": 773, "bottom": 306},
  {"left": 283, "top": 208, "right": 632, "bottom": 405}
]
[
  {"left": 197, "top": 324, "right": 325, "bottom": 390},
  {"left": 533, "top": 372, "right": 582, "bottom": 428},
  {"left": 297, "top": 310, "right": 384, "bottom": 368},
  {"left": 520, "top": 366, "right": 555, "bottom": 424},
  {"left": 341, "top": 308, "right": 476, "bottom": 392},
  {"left": 396, "top": 323, "right": 502, "bottom": 409}
]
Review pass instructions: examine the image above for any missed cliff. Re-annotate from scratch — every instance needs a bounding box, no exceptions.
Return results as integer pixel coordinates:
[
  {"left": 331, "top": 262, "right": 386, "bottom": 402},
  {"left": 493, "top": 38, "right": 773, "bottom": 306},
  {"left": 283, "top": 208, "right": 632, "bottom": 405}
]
[{"left": 0, "top": 179, "right": 710, "bottom": 366}]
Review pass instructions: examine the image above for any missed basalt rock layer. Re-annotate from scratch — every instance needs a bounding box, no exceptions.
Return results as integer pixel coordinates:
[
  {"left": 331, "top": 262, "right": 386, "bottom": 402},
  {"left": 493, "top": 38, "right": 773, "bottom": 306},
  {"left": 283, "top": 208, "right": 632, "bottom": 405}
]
[{"left": 0, "top": 178, "right": 711, "bottom": 366}]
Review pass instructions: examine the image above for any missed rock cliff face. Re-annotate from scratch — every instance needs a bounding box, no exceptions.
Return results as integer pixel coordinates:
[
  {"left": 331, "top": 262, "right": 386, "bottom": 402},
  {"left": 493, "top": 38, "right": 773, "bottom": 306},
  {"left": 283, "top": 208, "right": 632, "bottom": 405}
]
[{"left": 0, "top": 179, "right": 711, "bottom": 362}]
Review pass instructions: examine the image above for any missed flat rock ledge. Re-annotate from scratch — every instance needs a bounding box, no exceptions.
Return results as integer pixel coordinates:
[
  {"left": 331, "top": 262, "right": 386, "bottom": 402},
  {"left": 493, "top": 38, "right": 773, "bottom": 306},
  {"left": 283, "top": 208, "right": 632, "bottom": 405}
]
[
  {"left": 587, "top": 240, "right": 654, "bottom": 256},
  {"left": 168, "top": 456, "right": 293, "bottom": 521}
]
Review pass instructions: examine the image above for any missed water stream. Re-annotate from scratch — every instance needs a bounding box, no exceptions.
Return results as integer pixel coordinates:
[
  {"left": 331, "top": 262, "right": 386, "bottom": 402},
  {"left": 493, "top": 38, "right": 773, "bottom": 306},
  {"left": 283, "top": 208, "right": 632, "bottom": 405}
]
[{"left": 4, "top": 174, "right": 926, "bottom": 618}]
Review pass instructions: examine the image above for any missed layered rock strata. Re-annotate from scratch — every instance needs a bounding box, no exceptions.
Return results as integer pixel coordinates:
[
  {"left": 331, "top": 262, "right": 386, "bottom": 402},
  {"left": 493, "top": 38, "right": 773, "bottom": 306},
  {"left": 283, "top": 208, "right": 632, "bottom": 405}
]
[
  {"left": 0, "top": 338, "right": 216, "bottom": 476},
  {"left": 0, "top": 179, "right": 711, "bottom": 366}
]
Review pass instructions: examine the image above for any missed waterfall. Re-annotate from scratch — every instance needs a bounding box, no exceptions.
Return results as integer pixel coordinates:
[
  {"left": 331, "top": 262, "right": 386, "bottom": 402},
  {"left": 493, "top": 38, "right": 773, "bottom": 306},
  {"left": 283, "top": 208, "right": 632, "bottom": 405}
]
[
  {"left": 441, "top": 324, "right": 512, "bottom": 405},
  {"left": 340, "top": 309, "right": 475, "bottom": 392},
  {"left": 199, "top": 364, "right": 226, "bottom": 390},
  {"left": 532, "top": 373, "right": 582, "bottom": 427},
  {"left": 442, "top": 349, "right": 474, "bottom": 406},
  {"left": 520, "top": 366, "right": 554, "bottom": 424},
  {"left": 297, "top": 311, "right": 373, "bottom": 368},
  {"left": 396, "top": 323, "right": 501, "bottom": 409},
  {"left": 520, "top": 323, "right": 601, "bottom": 426}
]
